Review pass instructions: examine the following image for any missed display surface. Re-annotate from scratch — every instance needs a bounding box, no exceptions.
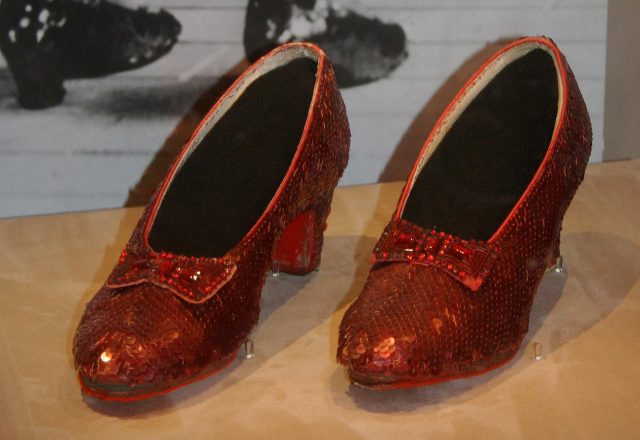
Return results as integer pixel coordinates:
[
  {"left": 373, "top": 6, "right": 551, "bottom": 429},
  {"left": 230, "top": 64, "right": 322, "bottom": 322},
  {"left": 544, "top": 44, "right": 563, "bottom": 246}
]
[
  {"left": 338, "top": 37, "right": 592, "bottom": 388},
  {"left": 72, "top": 42, "right": 350, "bottom": 401},
  {"left": 0, "top": 160, "right": 639, "bottom": 438}
]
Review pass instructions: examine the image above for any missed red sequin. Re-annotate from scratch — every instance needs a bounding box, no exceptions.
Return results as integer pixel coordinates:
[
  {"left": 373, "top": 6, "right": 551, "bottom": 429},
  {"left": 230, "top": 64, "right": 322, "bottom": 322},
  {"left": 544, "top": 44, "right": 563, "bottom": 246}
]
[
  {"left": 337, "top": 36, "right": 592, "bottom": 388},
  {"left": 73, "top": 42, "right": 350, "bottom": 401}
]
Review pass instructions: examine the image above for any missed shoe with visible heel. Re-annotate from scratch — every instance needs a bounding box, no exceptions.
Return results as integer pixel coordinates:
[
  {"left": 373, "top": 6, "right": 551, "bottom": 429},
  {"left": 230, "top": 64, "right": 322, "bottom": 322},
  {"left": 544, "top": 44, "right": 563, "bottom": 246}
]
[
  {"left": 337, "top": 36, "right": 591, "bottom": 389},
  {"left": 73, "top": 42, "right": 350, "bottom": 401}
]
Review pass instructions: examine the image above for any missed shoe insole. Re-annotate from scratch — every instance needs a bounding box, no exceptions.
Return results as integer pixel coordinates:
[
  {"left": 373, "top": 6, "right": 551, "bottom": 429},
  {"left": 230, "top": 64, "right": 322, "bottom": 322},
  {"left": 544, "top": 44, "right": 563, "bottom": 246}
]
[
  {"left": 148, "top": 58, "right": 318, "bottom": 257},
  {"left": 402, "top": 48, "right": 558, "bottom": 240}
]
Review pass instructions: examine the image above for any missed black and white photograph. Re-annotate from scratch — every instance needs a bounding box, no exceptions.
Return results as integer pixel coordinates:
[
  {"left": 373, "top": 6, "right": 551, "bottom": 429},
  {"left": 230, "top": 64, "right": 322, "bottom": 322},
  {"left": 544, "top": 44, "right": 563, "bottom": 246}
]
[{"left": 0, "top": 0, "right": 613, "bottom": 217}]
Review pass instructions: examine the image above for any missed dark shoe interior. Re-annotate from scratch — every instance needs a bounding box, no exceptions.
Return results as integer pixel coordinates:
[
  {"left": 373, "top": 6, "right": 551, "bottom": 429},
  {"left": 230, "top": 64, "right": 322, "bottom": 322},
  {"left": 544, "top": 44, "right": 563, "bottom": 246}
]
[
  {"left": 402, "top": 48, "right": 559, "bottom": 240},
  {"left": 148, "top": 57, "right": 318, "bottom": 257}
]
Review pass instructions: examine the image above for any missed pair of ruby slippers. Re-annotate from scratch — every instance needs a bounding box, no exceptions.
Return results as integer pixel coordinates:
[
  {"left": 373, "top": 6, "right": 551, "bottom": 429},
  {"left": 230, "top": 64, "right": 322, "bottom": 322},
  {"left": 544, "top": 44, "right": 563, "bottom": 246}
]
[{"left": 73, "top": 36, "right": 591, "bottom": 401}]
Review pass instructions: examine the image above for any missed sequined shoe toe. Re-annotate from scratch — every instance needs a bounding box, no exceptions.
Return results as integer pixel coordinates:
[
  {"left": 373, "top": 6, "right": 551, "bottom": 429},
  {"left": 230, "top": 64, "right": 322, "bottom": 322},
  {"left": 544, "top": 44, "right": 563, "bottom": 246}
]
[
  {"left": 73, "top": 42, "right": 350, "bottom": 401},
  {"left": 337, "top": 36, "right": 591, "bottom": 389}
]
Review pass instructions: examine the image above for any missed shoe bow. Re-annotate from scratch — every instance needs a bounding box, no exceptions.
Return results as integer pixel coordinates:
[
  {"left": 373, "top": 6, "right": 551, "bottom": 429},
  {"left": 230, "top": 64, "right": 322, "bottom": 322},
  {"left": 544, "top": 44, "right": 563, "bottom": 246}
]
[
  {"left": 107, "top": 246, "right": 237, "bottom": 304},
  {"left": 372, "top": 220, "right": 497, "bottom": 291}
]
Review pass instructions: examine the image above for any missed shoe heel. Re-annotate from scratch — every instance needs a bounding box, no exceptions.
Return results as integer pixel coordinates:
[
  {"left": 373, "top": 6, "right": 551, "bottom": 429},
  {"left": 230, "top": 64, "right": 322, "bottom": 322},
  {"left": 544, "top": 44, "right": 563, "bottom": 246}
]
[{"left": 272, "top": 200, "right": 330, "bottom": 275}]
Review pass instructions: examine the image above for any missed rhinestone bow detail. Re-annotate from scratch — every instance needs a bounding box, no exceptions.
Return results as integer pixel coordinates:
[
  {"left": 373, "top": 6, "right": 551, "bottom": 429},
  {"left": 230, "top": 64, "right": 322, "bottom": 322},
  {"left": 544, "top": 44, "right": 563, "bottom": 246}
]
[
  {"left": 107, "top": 247, "right": 237, "bottom": 304},
  {"left": 372, "top": 219, "right": 497, "bottom": 291}
]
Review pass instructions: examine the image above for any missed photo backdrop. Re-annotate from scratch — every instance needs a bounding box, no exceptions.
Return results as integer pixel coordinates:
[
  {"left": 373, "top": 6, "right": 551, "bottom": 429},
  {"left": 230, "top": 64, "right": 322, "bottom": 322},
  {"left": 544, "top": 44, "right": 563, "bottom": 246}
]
[{"left": 0, "top": 0, "right": 607, "bottom": 217}]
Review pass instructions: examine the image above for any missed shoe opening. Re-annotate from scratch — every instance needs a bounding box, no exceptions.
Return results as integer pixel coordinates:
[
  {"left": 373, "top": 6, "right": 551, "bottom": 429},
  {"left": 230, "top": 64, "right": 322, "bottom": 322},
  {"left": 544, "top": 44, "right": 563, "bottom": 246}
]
[
  {"left": 402, "top": 45, "right": 561, "bottom": 240},
  {"left": 148, "top": 53, "right": 318, "bottom": 257}
]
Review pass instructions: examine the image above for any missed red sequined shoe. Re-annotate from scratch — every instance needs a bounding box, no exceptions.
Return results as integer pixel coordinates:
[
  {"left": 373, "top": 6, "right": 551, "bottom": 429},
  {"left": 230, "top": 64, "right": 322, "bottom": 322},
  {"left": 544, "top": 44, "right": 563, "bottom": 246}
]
[
  {"left": 337, "top": 36, "right": 591, "bottom": 388},
  {"left": 73, "top": 42, "right": 350, "bottom": 401}
]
